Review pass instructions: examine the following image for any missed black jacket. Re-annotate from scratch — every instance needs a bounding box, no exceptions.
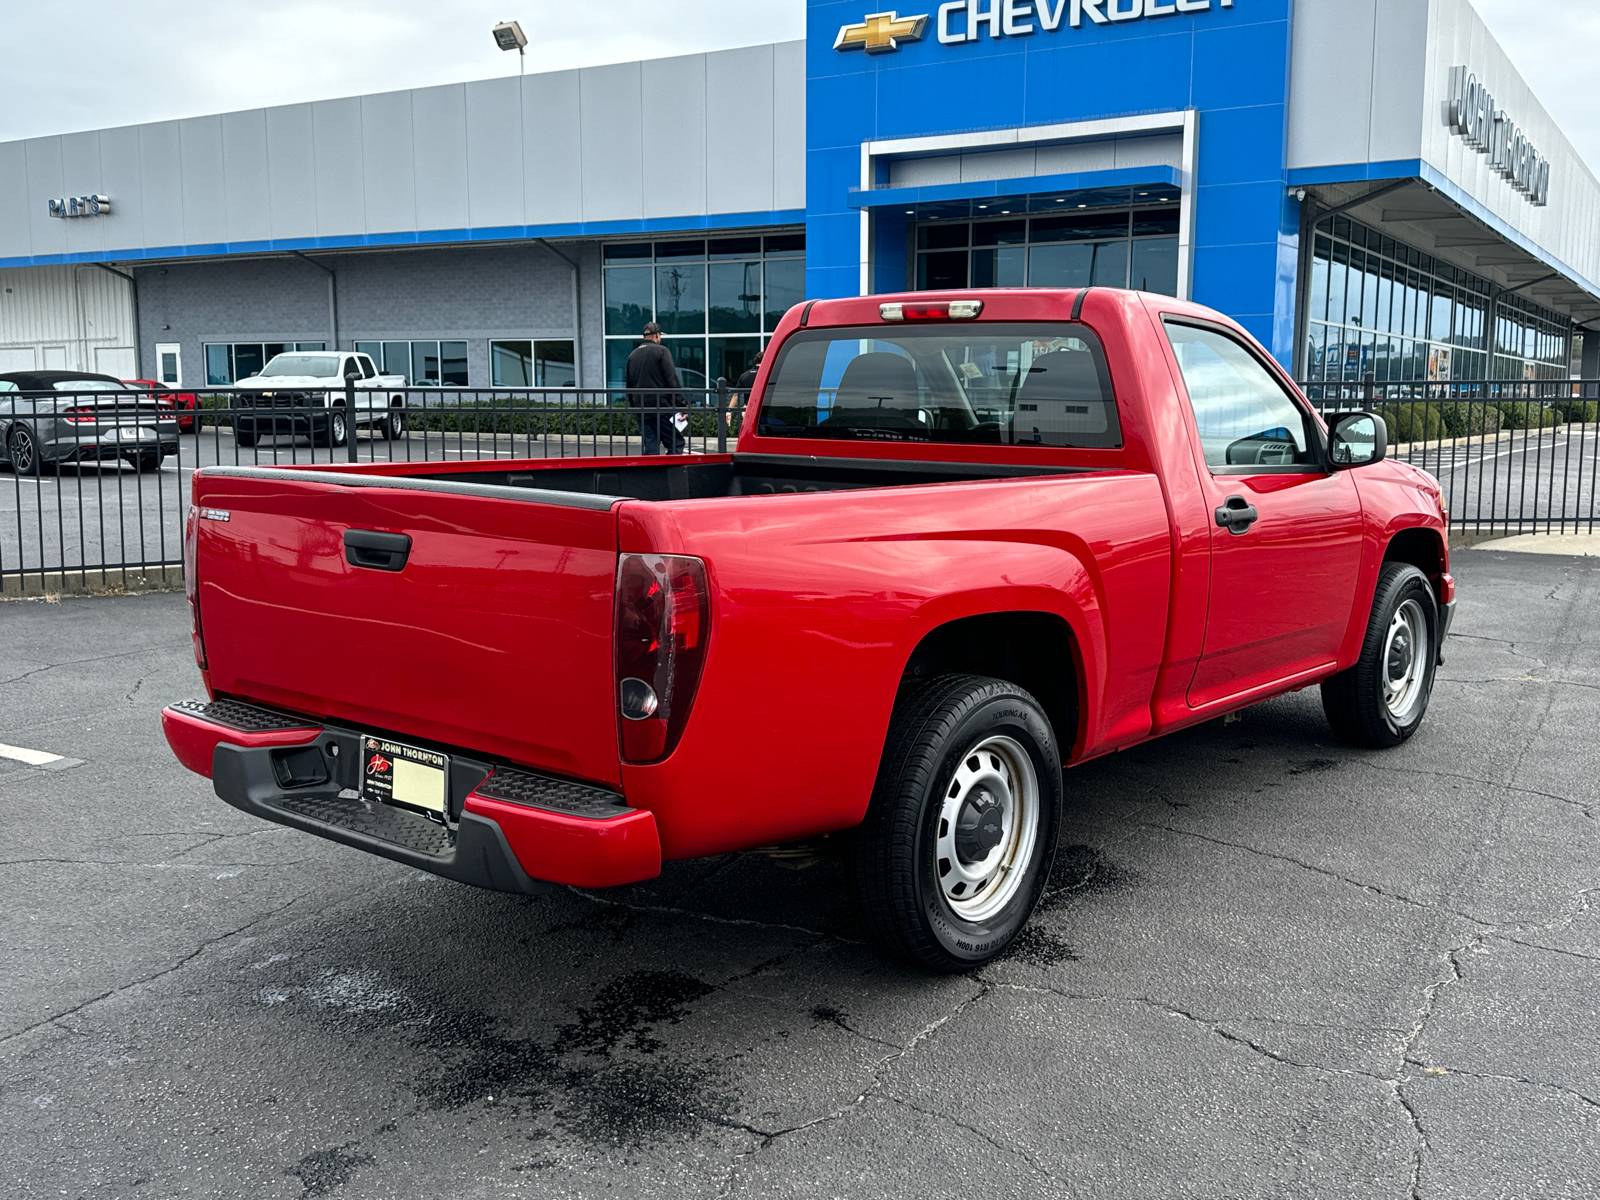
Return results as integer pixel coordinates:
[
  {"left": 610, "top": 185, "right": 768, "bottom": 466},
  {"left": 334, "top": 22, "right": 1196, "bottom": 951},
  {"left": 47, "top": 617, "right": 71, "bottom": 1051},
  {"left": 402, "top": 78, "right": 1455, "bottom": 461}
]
[{"left": 624, "top": 341, "right": 681, "bottom": 410}]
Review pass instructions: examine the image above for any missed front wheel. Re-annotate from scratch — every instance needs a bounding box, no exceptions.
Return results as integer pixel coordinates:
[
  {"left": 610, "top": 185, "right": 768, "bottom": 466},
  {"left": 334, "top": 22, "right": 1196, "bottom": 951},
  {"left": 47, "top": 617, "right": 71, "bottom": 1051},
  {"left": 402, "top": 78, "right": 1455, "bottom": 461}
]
[
  {"left": 850, "top": 674, "right": 1062, "bottom": 972},
  {"left": 316, "top": 409, "right": 348, "bottom": 448},
  {"left": 7, "top": 426, "right": 49, "bottom": 476},
  {"left": 127, "top": 451, "right": 164, "bottom": 473},
  {"left": 1322, "top": 562, "right": 1439, "bottom": 748}
]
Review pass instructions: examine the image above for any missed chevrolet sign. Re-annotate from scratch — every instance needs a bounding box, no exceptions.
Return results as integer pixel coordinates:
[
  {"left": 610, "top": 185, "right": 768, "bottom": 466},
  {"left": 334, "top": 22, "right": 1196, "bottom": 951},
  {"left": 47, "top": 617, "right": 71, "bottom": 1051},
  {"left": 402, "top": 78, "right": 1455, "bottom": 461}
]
[{"left": 835, "top": 11, "right": 930, "bottom": 53}]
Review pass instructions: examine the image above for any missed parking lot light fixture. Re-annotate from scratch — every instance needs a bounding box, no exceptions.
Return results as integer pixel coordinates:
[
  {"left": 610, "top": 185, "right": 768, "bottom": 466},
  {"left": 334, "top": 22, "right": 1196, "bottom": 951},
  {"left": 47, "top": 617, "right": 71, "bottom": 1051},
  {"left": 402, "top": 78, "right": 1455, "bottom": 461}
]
[{"left": 493, "top": 20, "right": 528, "bottom": 74}]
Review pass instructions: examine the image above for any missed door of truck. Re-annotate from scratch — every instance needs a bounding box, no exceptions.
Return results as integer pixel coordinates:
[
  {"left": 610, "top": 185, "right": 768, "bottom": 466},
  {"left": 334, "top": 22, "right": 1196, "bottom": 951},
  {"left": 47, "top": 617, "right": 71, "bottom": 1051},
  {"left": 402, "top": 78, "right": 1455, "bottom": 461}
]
[{"left": 1163, "top": 319, "right": 1364, "bottom": 708}]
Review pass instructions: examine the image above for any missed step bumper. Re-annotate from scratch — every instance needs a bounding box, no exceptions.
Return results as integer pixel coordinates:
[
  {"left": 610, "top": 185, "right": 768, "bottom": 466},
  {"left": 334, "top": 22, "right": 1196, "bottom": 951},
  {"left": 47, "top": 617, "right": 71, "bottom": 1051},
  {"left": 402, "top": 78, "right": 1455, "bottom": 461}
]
[{"left": 162, "top": 700, "right": 660, "bottom": 892}]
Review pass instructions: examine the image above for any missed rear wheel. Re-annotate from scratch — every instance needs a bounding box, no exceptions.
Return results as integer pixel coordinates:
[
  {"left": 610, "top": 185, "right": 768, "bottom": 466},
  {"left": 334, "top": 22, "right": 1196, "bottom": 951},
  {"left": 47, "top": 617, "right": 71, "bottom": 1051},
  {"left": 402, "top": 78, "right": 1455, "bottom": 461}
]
[
  {"left": 1322, "top": 563, "right": 1439, "bottom": 748},
  {"left": 380, "top": 406, "right": 405, "bottom": 440},
  {"left": 7, "top": 426, "right": 49, "bottom": 476},
  {"left": 126, "top": 451, "right": 164, "bottom": 473},
  {"left": 850, "top": 674, "right": 1062, "bottom": 972}
]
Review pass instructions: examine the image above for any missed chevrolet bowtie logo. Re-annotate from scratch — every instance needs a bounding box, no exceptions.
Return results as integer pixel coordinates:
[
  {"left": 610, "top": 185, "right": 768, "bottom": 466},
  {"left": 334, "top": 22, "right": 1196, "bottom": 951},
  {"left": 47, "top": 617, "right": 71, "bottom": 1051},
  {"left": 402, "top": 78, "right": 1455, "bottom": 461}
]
[{"left": 834, "top": 11, "right": 929, "bottom": 54}]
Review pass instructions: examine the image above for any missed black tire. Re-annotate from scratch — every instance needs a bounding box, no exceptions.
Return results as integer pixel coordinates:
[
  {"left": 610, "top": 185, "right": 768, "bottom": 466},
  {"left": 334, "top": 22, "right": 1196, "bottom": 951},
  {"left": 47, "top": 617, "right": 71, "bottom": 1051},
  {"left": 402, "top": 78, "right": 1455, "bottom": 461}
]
[
  {"left": 128, "top": 451, "right": 164, "bottom": 473},
  {"left": 233, "top": 429, "right": 257, "bottom": 449},
  {"left": 7, "top": 426, "right": 49, "bottom": 476},
  {"left": 1322, "top": 563, "right": 1439, "bottom": 749},
  {"left": 850, "top": 674, "right": 1062, "bottom": 973},
  {"left": 381, "top": 406, "right": 405, "bottom": 440},
  {"left": 316, "top": 408, "right": 348, "bottom": 448}
]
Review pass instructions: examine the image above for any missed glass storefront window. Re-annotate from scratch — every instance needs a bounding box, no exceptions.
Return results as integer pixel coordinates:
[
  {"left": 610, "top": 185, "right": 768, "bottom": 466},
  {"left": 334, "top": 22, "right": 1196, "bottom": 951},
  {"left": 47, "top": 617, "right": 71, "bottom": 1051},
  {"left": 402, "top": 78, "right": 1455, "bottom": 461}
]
[
  {"left": 602, "top": 233, "right": 805, "bottom": 388},
  {"left": 488, "top": 339, "right": 575, "bottom": 387},
  {"left": 709, "top": 261, "right": 762, "bottom": 333},
  {"left": 915, "top": 205, "right": 1178, "bottom": 294},
  {"left": 204, "top": 341, "right": 325, "bottom": 385},
  {"left": 1302, "top": 214, "right": 1570, "bottom": 382}
]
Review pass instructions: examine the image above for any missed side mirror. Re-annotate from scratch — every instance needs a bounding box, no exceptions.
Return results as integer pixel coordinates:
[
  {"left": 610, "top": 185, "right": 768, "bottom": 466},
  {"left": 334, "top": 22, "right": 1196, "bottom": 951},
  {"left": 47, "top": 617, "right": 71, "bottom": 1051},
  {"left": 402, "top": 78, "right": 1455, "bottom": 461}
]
[{"left": 1329, "top": 411, "right": 1386, "bottom": 468}]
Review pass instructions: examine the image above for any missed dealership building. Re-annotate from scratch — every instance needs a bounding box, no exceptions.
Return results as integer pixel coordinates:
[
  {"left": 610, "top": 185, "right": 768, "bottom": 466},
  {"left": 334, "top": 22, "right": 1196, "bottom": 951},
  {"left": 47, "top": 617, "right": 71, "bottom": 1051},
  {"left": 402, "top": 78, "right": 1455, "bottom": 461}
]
[{"left": 1, "top": 0, "right": 1597, "bottom": 394}]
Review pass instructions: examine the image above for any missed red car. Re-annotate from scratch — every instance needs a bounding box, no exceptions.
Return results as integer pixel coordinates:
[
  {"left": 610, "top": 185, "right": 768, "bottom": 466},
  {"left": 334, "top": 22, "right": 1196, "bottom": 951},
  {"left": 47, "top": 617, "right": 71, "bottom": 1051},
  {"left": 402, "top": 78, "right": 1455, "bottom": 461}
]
[
  {"left": 126, "top": 379, "right": 199, "bottom": 432},
  {"left": 162, "top": 287, "right": 1453, "bottom": 970}
]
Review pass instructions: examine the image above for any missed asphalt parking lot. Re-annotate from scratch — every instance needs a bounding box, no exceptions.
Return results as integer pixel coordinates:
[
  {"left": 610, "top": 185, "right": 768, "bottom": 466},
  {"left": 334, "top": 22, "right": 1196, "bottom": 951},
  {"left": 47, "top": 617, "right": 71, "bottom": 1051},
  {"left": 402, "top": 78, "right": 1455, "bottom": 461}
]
[{"left": 2, "top": 548, "right": 1597, "bottom": 1198}]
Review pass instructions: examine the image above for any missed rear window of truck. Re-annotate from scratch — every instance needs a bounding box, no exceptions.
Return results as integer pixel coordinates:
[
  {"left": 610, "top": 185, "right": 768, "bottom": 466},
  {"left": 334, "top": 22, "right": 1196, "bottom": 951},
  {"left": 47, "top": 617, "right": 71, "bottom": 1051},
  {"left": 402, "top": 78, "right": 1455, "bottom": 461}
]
[{"left": 756, "top": 323, "right": 1120, "bottom": 449}]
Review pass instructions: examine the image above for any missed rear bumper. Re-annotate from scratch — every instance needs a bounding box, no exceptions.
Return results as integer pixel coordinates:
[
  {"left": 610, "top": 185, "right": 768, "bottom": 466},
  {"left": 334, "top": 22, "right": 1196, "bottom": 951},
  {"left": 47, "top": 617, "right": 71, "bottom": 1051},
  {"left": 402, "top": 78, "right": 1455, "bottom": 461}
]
[{"left": 162, "top": 700, "right": 661, "bottom": 892}]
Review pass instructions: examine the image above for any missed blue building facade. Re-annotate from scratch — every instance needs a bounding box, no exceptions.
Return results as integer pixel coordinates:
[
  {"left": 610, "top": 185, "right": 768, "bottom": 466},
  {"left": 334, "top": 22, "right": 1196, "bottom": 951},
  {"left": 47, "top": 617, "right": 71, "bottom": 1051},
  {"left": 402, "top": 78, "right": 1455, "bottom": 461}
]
[
  {"left": 2, "top": 0, "right": 1595, "bottom": 384},
  {"left": 805, "top": 0, "right": 1301, "bottom": 361}
]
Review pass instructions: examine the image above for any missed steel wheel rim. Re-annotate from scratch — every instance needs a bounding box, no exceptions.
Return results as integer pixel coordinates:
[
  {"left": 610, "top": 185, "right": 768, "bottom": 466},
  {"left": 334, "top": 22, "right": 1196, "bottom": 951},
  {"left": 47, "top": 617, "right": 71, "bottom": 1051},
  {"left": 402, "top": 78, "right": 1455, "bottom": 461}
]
[
  {"left": 933, "top": 735, "right": 1039, "bottom": 923},
  {"left": 1382, "top": 598, "right": 1428, "bottom": 723},
  {"left": 10, "top": 430, "right": 34, "bottom": 473},
  {"left": 332, "top": 413, "right": 346, "bottom": 442}
]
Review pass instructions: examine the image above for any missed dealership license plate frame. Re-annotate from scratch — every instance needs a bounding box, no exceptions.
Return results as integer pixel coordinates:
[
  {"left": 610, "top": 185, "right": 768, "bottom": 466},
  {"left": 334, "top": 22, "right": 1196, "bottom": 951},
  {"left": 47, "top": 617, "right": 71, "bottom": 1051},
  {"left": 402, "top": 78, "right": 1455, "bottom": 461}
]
[{"left": 361, "top": 735, "right": 449, "bottom": 820}]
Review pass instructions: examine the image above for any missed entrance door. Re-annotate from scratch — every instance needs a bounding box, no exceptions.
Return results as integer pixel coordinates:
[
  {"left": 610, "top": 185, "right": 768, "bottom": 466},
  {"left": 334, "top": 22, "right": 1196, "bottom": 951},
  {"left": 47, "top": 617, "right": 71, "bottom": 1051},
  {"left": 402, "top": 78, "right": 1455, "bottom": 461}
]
[
  {"left": 156, "top": 342, "right": 182, "bottom": 388},
  {"left": 1164, "top": 320, "right": 1365, "bottom": 709}
]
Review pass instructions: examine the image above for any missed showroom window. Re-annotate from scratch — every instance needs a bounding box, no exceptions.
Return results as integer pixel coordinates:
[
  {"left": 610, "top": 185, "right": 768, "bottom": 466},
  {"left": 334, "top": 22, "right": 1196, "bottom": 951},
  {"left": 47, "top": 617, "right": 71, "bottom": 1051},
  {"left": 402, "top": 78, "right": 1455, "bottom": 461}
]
[
  {"left": 204, "top": 341, "right": 325, "bottom": 385},
  {"left": 602, "top": 233, "right": 805, "bottom": 390},
  {"left": 489, "top": 340, "right": 576, "bottom": 387},
  {"left": 913, "top": 202, "right": 1180, "bottom": 296},
  {"left": 353, "top": 340, "right": 469, "bottom": 386},
  {"left": 1302, "top": 215, "right": 1572, "bottom": 383}
]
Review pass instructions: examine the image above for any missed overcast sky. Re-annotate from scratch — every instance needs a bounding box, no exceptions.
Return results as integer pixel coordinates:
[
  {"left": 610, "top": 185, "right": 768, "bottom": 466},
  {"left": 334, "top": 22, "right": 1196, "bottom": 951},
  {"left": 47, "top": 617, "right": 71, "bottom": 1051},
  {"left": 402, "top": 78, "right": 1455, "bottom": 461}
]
[{"left": 2, "top": 0, "right": 1595, "bottom": 171}]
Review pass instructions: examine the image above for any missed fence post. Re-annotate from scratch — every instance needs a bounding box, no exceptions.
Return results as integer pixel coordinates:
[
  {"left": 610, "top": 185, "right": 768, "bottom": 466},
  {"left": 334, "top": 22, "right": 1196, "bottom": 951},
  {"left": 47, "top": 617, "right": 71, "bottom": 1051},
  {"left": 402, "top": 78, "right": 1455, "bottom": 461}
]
[
  {"left": 716, "top": 377, "right": 729, "bottom": 453},
  {"left": 345, "top": 374, "right": 358, "bottom": 464}
]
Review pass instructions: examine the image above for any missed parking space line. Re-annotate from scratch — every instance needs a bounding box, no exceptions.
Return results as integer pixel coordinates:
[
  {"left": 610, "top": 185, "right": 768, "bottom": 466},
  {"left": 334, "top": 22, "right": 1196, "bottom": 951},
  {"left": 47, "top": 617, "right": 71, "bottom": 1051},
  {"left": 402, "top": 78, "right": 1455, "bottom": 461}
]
[{"left": 0, "top": 742, "right": 83, "bottom": 770}]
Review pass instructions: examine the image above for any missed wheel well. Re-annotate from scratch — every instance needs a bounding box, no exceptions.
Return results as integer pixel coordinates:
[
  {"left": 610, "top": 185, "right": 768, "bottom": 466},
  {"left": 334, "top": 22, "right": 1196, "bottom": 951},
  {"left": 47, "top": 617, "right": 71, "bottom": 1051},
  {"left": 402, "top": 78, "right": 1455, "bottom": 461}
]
[
  {"left": 1384, "top": 528, "right": 1444, "bottom": 579},
  {"left": 903, "top": 612, "right": 1080, "bottom": 754}
]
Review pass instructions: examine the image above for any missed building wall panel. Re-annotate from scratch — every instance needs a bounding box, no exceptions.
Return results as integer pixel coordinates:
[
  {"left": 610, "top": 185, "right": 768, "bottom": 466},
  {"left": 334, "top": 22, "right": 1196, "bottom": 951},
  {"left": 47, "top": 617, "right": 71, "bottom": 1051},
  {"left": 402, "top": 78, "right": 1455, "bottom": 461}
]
[
  {"left": 411, "top": 85, "right": 470, "bottom": 233},
  {"left": 580, "top": 63, "right": 645, "bottom": 223},
  {"left": 221, "top": 110, "right": 272, "bottom": 245},
  {"left": 522, "top": 70, "right": 583, "bottom": 225},
  {"left": 59, "top": 132, "right": 107, "bottom": 257},
  {"left": 360, "top": 90, "right": 417, "bottom": 236},
  {"left": 465, "top": 77, "right": 525, "bottom": 229},
  {"left": 137, "top": 122, "right": 184, "bottom": 250},
  {"left": 23, "top": 138, "right": 67, "bottom": 260},
  {"left": 265, "top": 104, "right": 317, "bottom": 241},
  {"left": 179, "top": 117, "right": 228, "bottom": 248},
  {"left": 643, "top": 55, "right": 708, "bottom": 219},
  {"left": 773, "top": 39, "right": 807, "bottom": 211},
  {"left": 706, "top": 44, "right": 776, "bottom": 215},
  {"left": 312, "top": 97, "right": 366, "bottom": 238}
]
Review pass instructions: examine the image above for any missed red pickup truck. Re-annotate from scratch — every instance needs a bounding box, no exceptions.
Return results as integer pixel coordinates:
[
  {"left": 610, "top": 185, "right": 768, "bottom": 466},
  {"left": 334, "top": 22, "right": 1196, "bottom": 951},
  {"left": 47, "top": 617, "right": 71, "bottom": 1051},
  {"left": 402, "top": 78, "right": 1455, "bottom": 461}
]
[{"left": 162, "top": 288, "right": 1453, "bottom": 971}]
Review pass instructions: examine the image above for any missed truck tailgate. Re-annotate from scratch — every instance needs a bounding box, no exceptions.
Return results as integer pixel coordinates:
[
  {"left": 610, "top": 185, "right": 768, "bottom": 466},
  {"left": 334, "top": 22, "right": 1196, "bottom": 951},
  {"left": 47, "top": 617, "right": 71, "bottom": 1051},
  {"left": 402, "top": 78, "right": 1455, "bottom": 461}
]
[{"left": 192, "top": 469, "right": 622, "bottom": 788}]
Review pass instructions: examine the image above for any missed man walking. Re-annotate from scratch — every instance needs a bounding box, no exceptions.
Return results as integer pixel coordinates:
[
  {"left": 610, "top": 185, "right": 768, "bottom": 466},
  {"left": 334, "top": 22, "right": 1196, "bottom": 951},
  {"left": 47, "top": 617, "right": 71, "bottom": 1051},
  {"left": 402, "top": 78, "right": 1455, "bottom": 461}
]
[{"left": 625, "top": 322, "right": 684, "bottom": 455}]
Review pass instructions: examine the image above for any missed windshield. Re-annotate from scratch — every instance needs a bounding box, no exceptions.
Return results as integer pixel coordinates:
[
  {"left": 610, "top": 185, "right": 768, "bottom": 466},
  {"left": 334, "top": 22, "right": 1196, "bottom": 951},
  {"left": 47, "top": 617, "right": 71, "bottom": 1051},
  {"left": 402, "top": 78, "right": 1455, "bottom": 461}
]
[
  {"left": 52, "top": 379, "right": 123, "bottom": 392},
  {"left": 260, "top": 354, "right": 342, "bottom": 378},
  {"left": 756, "top": 323, "right": 1120, "bottom": 448}
]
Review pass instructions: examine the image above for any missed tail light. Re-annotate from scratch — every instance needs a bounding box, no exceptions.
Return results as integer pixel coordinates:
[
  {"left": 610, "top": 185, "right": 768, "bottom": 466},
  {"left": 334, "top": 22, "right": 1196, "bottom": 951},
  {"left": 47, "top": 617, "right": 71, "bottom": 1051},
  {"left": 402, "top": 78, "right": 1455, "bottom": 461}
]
[
  {"left": 614, "top": 553, "right": 710, "bottom": 763},
  {"left": 184, "top": 501, "right": 206, "bottom": 670},
  {"left": 63, "top": 407, "right": 98, "bottom": 425},
  {"left": 879, "top": 300, "right": 983, "bottom": 321}
]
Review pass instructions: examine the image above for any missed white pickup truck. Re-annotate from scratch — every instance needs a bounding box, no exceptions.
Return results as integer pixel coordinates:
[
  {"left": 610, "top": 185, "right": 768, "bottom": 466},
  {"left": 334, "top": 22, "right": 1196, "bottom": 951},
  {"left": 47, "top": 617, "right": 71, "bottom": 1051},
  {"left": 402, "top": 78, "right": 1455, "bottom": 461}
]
[{"left": 231, "top": 351, "right": 407, "bottom": 448}]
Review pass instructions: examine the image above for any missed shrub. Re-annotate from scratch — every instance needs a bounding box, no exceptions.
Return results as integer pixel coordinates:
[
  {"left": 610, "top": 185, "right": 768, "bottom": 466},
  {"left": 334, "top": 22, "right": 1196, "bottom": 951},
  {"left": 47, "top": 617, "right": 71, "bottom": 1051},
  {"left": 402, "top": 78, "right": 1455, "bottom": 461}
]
[
  {"left": 1437, "top": 402, "right": 1503, "bottom": 438},
  {"left": 1497, "top": 400, "right": 1559, "bottom": 430},
  {"left": 1378, "top": 403, "right": 1444, "bottom": 445},
  {"left": 1555, "top": 400, "right": 1599, "bottom": 424}
]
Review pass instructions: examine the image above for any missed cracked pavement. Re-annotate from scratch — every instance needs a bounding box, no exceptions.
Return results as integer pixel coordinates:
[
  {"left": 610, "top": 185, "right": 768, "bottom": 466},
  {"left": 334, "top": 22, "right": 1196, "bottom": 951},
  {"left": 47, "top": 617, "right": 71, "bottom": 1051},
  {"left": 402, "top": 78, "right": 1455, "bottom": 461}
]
[{"left": 3, "top": 547, "right": 1599, "bottom": 1198}]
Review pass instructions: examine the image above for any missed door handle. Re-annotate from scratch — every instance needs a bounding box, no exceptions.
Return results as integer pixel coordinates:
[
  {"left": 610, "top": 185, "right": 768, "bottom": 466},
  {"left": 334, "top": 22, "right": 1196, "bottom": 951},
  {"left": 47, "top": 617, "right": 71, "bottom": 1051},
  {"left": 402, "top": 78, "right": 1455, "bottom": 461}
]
[
  {"left": 1214, "top": 495, "right": 1260, "bottom": 535},
  {"left": 344, "top": 529, "right": 411, "bottom": 571}
]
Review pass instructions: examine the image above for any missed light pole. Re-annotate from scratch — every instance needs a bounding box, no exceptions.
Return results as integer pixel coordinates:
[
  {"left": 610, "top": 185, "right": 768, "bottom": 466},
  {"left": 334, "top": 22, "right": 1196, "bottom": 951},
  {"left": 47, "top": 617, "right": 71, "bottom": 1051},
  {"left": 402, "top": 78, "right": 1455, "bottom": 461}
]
[{"left": 493, "top": 20, "right": 528, "bottom": 75}]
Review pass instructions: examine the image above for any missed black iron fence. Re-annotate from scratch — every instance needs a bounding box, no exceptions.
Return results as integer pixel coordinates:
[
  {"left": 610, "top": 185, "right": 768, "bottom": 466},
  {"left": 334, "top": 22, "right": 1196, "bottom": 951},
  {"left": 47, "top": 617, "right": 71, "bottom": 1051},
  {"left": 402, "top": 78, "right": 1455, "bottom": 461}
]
[
  {"left": 0, "top": 382, "right": 745, "bottom": 593},
  {"left": 3, "top": 376, "right": 1598, "bottom": 592},
  {"left": 1302, "top": 378, "right": 1600, "bottom": 536}
]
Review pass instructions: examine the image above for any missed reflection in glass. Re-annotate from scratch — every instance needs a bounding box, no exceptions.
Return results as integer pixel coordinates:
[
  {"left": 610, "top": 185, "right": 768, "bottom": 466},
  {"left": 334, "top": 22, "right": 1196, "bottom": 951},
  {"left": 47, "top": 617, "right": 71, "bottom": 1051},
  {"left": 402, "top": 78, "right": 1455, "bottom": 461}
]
[
  {"left": 709, "top": 262, "right": 761, "bottom": 333},
  {"left": 604, "top": 266, "right": 653, "bottom": 336},
  {"left": 655, "top": 264, "right": 706, "bottom": 335},
  {"left": 763, "top": 258, "right": 805, "bottom": 332},
  {"left": 534, "top": 340, "right": 576, "bottom": 387},
  {"left": 972, "top": 246, "right": 1026, "bottom": 288},
  {"left": 1130, "top": 238, "right": 1178, "bottom": 295}
]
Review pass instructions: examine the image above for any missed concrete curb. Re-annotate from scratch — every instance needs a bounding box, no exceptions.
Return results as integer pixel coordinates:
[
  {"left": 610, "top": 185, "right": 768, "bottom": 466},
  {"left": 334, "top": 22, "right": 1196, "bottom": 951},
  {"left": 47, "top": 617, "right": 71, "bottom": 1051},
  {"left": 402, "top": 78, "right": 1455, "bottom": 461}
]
[{"left": 1, "top": 565, "right": 184, "bottom": 600}]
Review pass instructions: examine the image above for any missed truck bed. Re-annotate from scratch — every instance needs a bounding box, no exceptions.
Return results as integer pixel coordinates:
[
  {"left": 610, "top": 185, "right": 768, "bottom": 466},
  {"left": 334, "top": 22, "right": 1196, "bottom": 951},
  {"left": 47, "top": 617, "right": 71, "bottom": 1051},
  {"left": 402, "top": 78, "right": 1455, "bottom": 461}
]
[{"left": 225, "top": 452, "right": 1088, "bottom": 507}]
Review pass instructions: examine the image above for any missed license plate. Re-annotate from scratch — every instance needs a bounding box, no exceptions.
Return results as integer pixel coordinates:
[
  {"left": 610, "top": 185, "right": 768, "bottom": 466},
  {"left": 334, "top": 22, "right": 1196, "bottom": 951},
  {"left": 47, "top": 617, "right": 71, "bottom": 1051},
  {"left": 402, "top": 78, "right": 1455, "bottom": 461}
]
[{"left": 362, "top": 736, "right": 448, "bottom": 816}]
